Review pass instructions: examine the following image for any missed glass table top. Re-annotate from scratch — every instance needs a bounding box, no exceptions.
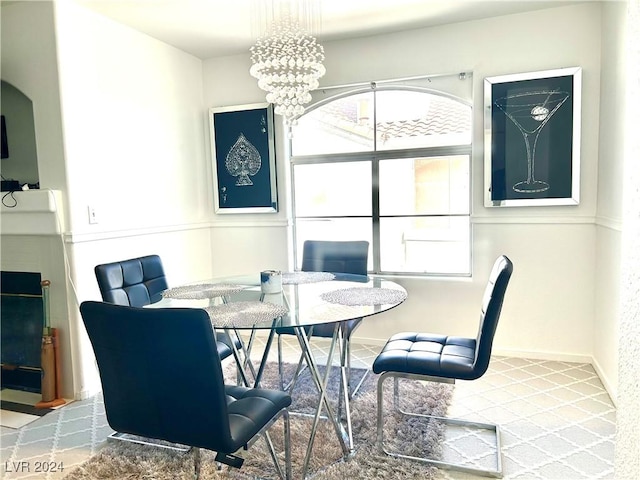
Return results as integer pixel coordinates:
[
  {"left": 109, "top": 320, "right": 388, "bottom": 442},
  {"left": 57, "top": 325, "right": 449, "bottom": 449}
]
[{"left": 150, "top": 272, "right": 407, "bottom": 330}]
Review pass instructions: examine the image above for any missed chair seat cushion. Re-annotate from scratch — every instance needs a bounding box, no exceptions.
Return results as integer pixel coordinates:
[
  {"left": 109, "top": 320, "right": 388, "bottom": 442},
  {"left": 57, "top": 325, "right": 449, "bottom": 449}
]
[
  {"left": 224, "top": 385, "right": 291, "bottom": 451},
  {"left": 372, "top": 332, "right": 478, "bottom": 380}
]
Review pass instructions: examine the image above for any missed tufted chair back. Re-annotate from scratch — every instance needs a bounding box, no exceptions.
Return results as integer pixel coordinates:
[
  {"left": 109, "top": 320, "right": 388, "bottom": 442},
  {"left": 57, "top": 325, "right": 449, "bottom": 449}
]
[
  {"left": 301, "top": 240, "right": 369, "bottom": 275},
  {"left": 473, "top": 255, "right": 513, "bottom": 378},
  {"left": 95, "top": 255, "right": 168, "bottom": 307}
]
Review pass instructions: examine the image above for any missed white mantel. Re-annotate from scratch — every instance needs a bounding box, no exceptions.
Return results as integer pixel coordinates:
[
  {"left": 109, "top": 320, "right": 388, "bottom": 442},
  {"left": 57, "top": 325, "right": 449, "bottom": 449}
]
[{"left": 0, "top": 189, "right": 64, "bottom": 236}]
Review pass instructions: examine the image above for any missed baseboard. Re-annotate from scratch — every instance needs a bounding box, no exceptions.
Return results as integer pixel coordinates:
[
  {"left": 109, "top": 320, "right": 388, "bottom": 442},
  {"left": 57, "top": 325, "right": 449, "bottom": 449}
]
[
  {"left": 491, "top": 347, "right": 593, "bottom": 364},
  {"left": 74, "top": 387, "right": 98, "bottom": 401},
  {"left": 352, "top": 336, "right": 386, "bottom": 348},
  {"left": 592, "top": 357, "right": 617, "bottom": 407}
]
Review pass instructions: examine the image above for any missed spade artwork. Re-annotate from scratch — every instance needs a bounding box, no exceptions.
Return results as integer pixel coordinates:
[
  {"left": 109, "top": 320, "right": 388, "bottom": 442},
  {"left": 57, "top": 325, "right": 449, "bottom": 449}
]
[
  {"left": 209, "top": 103, "right": 278, "bottom": 213},
  {"left": 226, "top": 133, "right": 262, "bottom": 186}
]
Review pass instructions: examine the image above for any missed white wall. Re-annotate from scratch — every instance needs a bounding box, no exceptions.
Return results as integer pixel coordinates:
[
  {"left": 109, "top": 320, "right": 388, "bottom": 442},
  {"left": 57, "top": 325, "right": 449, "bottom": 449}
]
[
  {"left": 593, "top": 1, "right": 627, "bottom": 398},
  {"left": 615, "top": 0, "right": 640, "bottom": 473},
  {"left": 203, "top": 3, "right": 613, "bottom": 382},
  {"left": 53, "top": 2, "right": 209, "bottom": 234},
  {"left": 48, "top": 0, "right": 220, "bottom": 397}
]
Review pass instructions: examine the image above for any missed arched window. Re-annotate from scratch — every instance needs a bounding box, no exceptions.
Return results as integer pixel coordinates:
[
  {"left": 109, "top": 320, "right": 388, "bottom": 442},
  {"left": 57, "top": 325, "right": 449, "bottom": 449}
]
[{"left": 290, "top": 78, "right": 472, "bottom": 276}]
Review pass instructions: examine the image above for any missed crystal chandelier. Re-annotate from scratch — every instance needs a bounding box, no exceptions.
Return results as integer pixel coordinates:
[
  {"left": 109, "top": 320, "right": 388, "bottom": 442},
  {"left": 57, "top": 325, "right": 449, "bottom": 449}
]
[{"left": 249, "top": 1, "right": 325, "bottom": 124}]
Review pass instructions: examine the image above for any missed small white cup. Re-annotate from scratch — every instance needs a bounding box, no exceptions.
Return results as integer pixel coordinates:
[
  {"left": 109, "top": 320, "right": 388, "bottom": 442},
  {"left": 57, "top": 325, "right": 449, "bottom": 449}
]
[{"left": 260, "top": 270, "right": 282, "bottom": 294}]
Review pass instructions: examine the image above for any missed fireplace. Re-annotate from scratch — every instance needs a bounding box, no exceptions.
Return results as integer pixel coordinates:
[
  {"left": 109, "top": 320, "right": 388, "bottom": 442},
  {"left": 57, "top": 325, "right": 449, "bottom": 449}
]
[{"left": 1, "top": 271, "right": 44, "bottom": 392}]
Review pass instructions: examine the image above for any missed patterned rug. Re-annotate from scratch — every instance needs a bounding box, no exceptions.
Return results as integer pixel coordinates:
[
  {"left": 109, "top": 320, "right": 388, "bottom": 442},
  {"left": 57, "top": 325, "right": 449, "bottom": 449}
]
[{"left": 63, "top": 363, "right": 453, "bottom": 479}]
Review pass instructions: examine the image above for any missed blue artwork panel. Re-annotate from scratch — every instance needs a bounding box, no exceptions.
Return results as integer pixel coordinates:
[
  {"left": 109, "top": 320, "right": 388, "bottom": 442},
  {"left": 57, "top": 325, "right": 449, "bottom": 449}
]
[
  {"left": 491, "top": 74, "right": 575, "bottom": 202},
  {"left": 211, "top": 105, "right": 277, "bottom": 212},
  {"left": 1, "top": 272, "right": 43, "bottom": 372}
]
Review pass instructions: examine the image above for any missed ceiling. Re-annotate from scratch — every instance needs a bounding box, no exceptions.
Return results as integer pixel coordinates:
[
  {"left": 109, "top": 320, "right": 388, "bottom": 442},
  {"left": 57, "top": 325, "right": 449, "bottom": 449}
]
[{"left": 74, "top": 0, "right": 580, "bottom": 59}]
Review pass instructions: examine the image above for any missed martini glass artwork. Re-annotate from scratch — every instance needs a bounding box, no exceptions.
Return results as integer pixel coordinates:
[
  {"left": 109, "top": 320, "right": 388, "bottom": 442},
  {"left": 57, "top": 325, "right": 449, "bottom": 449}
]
[{"left": 494, "top": 89, "right": 569, "bottom": 193}]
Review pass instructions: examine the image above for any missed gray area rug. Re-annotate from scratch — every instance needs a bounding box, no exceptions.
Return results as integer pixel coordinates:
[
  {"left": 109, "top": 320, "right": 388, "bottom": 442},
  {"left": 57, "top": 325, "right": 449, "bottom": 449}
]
[{"left": 64, "top": 362, "right": 453, "bottom": 479}]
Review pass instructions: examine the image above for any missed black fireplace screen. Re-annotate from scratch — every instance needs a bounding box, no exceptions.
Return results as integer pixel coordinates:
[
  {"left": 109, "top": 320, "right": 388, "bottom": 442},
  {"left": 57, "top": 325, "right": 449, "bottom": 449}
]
[{"left": 1, "top": 271, "right": 43, "bottom": 392}]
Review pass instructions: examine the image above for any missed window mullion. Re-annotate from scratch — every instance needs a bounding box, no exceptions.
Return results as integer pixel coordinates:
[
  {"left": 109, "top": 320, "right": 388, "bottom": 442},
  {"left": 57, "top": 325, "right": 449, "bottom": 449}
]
[
  {"left": 371, "top": 87, "right": 381, "bottom": 274},
  {"left": 291, "top": 145, "right": 472, "bottom": 166},
  {"left": 372, "top": 158, "right": 380, "bottom": 274}
]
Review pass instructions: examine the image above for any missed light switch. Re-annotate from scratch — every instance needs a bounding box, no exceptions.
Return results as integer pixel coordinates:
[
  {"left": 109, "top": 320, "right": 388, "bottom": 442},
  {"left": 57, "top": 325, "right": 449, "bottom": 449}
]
[{"left": 88, "top": 205, "right": 98, "bottom": 224}]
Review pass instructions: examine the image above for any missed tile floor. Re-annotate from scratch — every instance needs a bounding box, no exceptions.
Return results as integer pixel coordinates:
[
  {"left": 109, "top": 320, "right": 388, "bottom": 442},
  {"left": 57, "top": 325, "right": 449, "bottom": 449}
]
[
  {"left": 0, "top": 338, "right": 616, "bottom": 479},
  {"left": 1, "top": 390, "right": 51, "bottom": 430}
]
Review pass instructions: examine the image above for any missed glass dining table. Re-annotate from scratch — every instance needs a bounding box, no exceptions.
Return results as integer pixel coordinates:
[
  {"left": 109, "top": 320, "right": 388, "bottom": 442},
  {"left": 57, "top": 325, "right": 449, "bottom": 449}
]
[{"left": 148, "top": 271, "right": 407, "bottom": 477}]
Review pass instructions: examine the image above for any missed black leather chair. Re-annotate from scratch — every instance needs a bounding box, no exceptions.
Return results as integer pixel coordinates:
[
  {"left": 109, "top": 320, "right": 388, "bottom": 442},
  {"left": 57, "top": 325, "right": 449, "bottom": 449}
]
[
  {"left": 80, "top": 301, "right": 291, "bottom": 479},
  {"left": 372, "top": 255, "right": 513, "bottom": 478},
  {"left": 94, "top": 254, "right": 241, "bottom": 362},
  {"left": 94, "top": 254, "right": 168, "bottom": 306},
  {"left": 300, "top": 240, "right": 369, "bottom": 275},
  {"left": 277, "top": 240, "right": 370, "bottom": 398}
]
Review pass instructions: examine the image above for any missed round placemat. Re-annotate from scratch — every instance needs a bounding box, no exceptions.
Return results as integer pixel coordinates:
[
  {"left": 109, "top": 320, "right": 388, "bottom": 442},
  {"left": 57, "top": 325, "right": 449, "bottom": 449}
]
[
  {"left": 320, "top": 287, "right": 407, "bottom": 306},
  {"left": 282, "top": 272, "right": 335, "bottom": 284},
  {"left": 162, "top": 283, "right": 246, "bottom": 300},
  {"left": 205, "top": 301, "right": 288, "bottom": 328}
]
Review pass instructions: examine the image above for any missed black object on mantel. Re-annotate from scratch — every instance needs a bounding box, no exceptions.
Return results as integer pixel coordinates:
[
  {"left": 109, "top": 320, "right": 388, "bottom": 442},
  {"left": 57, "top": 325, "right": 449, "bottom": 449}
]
[
  {"left": 1, "top": 115, "right": 8, "bottom": 159},
  {"left": 1, "top": 180, "right": 20, "bottom": 192}
]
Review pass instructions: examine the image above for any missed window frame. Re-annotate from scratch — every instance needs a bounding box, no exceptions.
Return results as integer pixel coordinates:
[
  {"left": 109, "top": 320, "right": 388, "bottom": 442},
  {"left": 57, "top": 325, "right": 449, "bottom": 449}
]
[{"left": 289, "top": 84, "right": 473, "bottom": 277}]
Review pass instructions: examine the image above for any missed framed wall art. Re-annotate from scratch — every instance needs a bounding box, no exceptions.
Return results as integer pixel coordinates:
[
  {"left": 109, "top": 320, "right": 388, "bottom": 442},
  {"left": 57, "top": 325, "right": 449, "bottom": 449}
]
[
  {"left": 209, "top": 103, "right": 277, "bottom": 213},
  {"left": 484, "top": 67, "right": 581, "bottom": 207}
]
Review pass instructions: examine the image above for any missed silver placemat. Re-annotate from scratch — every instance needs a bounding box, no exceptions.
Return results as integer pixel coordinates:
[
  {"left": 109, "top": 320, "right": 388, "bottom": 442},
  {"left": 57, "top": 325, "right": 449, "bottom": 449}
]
[
  {"left": 205, "top": 301, "right": 288, "bottom": 328},
  {"left": 162, "top": 283, "right": 246, "bottom": 300},
  {"left": 282, "top": 271, "right": 335, "bottom": 284},
  {"left": 320, "top": 287, "right": 407, "bottom": 306}
]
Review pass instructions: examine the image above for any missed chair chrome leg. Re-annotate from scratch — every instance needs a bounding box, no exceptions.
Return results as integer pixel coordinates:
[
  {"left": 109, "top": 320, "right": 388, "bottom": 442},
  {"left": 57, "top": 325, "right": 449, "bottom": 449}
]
[
  {"left": 283, "top": 409, "right": 292, "bottom": 480},
  {"left": 107, "top": 432, "right": 190, "bottom": 452},
  {"left": 253, "top": 324, "right": 277, "bottom": 387},
  {"left": 193, "top": 447, "right": 201, "bottom": 480},
  {"left": 350, "top": 370, "right": 368, "bottom": 398},
  {"left": 393, "top": 376, "right": 400, "bottom": 410},
  {"left": 262, "top": 429, "right": 285, "bottom": 480},
  {"left": 278, "top": 333, "right": 308, "bottom": 393},
  {"left": 244, "top": 409, "right": 290, "bottom": 479},
  {"left": 344, "top": 331, "right": 351, "bottom": 398},
  {"left": 377, "top": 372, "right": 502, "bottom": 478},
  {"left": 224, "top": 327, "right": 250, "bottom": 387},
  {"left": 337, "top": 332, "right": 346, "bottom": 420},
  {"left": 346, "top": 334, "right": 368, "bottom": 399},
  {"left": 336, "top": 326, "right": 353, "bottom": 446},
  {"left": 345, "top": 336, "right": 369, "bottom": 400},
  {"left": 278, "top": 333, "right": 285, "bottom": 391}
]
